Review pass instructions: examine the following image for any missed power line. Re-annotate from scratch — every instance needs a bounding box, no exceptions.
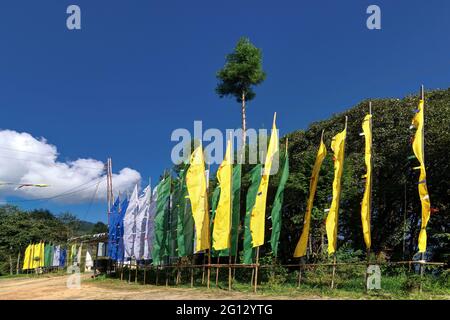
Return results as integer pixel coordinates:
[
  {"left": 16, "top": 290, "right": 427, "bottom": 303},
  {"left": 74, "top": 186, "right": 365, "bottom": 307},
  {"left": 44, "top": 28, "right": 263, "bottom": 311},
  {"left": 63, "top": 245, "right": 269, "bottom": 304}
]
[{"left": 0, "top": 176, "right": 107, "bottom": 204}]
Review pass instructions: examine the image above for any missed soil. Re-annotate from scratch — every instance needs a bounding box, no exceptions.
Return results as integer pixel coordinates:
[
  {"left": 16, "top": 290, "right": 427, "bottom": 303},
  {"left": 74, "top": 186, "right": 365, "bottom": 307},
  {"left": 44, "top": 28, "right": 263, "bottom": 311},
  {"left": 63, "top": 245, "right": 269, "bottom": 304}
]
[{"left": 0, "top": 274, "right": 326, "bottom": 300}]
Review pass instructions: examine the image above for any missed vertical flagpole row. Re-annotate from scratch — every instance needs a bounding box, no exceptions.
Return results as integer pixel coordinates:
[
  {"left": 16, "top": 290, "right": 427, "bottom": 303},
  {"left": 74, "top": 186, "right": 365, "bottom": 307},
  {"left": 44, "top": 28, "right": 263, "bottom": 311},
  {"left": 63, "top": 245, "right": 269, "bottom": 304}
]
[
  {"left": 254, "top": 246, "right": 260, "bottom": 293},
  {"left": 365, "top": 101, "right": 373, "bottom": 291},
  {"left": 207, "top": 163, "right": 212, "bottom": 290},
  {"left": 419, "top": 85, "right": 425, "bottom": 293},
  {"left": 228, "top": 133, "right": 234, "bottom": 291}
]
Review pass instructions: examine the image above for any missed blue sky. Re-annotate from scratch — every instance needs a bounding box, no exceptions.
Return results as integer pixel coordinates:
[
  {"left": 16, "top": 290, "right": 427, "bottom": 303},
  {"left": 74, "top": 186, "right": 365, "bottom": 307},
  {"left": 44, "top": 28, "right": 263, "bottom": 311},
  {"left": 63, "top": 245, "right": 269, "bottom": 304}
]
[{"left": 0, "top": 0, "right": 449, "bottom": 222}]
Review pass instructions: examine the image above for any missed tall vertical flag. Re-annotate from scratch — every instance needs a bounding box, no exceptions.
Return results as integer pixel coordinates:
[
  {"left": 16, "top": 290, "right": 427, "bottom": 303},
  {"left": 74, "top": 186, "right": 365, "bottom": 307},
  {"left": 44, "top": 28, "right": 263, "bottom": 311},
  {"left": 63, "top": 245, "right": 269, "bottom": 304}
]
[
  {"left": 270, "top": 143, "right": 289, "bottom": 256},
  {"left": 325, "top": 119, "right": 347, "bottom": 255},
  {"left": 411, "top": 98, "right": 431, "bottom": 253},
  {"left": 361, "top": 113, "right": 373, "bottom": 250},
  {"left": 22, "top": 243, "right": 33, "bottom": 270},
  {"left": 174, "top": 166, "right": 194, "bottom": 257},
  {"left": 134, "top": 185, "right": 151, "bottom": 260},
  {"left": 243, "top": 164, "right": 262, "bottom": 263},
  {"left": 152, "top": 176, "right": 171, "bottom": 265},
  {"left": 212, "top": 138, "right": 233, "bottom": 251},
  {"left": 250, "top": 113, "right": 279, "bottom": 247},
  {"left": 116, "top": 198, "right": 129, "bottom": 262},
  {"left": 123, "top": 185, "right": 139, "bottom": 260},
  {"left": 143, "top": 186, "right": 158, "bottom": 260},
  {"left": 107, "top": 197, "right": 120, "bottom": 260},
  {"left": 211, "top": 164, "right": 242, "bottom": 258},
  {"left": 186, "top": 144, "right": 210, "bottom": 252},
  {"left": 210, "top": 184, "right": 221, "bottom": 256},
  {"left": 38, "top": 242, "right": 45, "bottom": 267},
  {"left": 294, "top": 133, "right": 327, "bottom": 257}
]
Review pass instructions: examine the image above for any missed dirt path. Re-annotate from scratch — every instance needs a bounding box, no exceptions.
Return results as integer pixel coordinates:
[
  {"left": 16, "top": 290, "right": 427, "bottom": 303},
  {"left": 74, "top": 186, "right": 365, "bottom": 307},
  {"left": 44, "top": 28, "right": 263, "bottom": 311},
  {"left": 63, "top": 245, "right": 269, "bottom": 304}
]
[{"left": 0, "top": 274, "right": 324, "bottom": 300}]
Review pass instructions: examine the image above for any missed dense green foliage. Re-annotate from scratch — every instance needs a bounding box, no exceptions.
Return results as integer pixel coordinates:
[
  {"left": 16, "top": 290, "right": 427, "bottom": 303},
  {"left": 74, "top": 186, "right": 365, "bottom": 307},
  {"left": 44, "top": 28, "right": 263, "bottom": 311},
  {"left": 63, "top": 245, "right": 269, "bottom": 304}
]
[
  {"left": 216, "top": 37, "right": 266, "bottom": 103},
  {"left": 265, "top": 88, "right": 450, "bottom": 265},
  {"left": 0, "top": 205, "right": 106, "bottom": 275}
]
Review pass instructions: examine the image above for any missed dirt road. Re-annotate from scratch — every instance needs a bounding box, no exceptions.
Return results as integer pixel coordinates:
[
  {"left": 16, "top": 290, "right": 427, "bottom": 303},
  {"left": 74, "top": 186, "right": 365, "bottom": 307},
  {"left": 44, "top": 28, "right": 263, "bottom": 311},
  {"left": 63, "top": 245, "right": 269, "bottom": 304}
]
[{"left": 0, "top": 274, "right": 324, "bottom": 300}]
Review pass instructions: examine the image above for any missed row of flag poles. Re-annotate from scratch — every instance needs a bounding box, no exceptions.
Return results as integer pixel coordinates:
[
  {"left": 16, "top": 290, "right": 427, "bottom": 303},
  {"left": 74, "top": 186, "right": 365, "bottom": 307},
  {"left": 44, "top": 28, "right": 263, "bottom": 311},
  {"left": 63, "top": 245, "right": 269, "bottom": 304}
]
[{"left": 102, "top": 86, "right": 431, "bottom": 290}]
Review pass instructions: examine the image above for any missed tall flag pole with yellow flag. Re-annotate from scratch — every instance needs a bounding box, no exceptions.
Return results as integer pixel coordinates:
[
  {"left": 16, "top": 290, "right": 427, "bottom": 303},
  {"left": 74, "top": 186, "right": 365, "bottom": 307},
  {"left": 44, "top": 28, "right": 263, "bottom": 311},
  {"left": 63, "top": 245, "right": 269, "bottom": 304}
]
[
  {"left": 294, "top": 130, "right": 327, "bottom": 259},
  {"left": 212, "top": 136, "right": 233, "bottom": 252},
  {"left": 360, "top": 103, "right": 373, "bottom": 254},
  {"left": 325, "top": 117, "right": 347, "bottom": 289},
  {"left": 249, "top": 112, "right": 279, "bottom": 292},
  {"left": 411, "top": 85, "right": 431, "bottom": 260},
  {"left": 186, "top": 143, "right": 211, "bottom": 254}
]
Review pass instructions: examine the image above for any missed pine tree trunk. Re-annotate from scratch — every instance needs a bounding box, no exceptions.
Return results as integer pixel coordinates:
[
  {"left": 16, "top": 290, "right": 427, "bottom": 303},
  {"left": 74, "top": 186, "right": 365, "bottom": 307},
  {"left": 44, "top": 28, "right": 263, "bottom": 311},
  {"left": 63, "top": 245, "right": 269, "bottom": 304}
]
[
  {"left": 9, "top": 255, "right": 13, "bottom": 275},
  {"left": 16, "top": 251, "right": 21, "bottom": 275},
  {"left": 241, "top": 91, "right": 246, "bottom": 149}
]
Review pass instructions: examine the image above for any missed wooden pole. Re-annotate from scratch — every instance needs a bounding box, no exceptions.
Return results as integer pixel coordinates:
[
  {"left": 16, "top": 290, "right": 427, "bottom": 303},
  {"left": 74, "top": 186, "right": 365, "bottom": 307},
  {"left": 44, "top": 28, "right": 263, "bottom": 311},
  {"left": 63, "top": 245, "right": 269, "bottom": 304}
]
[
  {"left": 143, "top": 261, "right": 147, "bottom": 285},
  {"left": 166, "top": 264, "right": 169, "bottom": 287},
  {"left": 419, "top": 85, "right": 426, "bottom": 293},
  {"left": 206, "top": 163, "right": 212, "bottom": 289},
  {"left": 16, "top": 250, "right": 21, "bottom": 275},
  {"left": 228, "top": 255, "right": 232, "bottom": 291},
  {"left": 331, "top": 254, "right": 337, "bottom": 289},
  {"left": 156, "top": 264, "right": 159, "bottom": 285},
  {"left": 176, "top": 259, "right": 181, "bottom": 285},
  {"left": 207, "top": 252, "right": 211, "bottom": 289},
  {"left": 128, "top": 261, "right": 132, "bottom": 283},
  {"left": 9, "top": 254, "right": 13, "bottom": 275},
  {"left": 365, "top": 248, "right": 371, "bottom": 292},
  {"left": 365, "top": 101, "right": 373, "bottom": 291},
  {"left": 228, "top": 138, "right": 234, "bottom": 291},
  {"left": 215, "top": 256, "right": 220, "bottom": 287},
  {"left": 190, "top": 254, "right": 195, "bottom": 287},
  {"left": 135, "top": 261, "right": 138, "bottom": 284},
  {"left": 297, "top": 263, "right": 302, "bottom": 287},
  {"left": 253, "top": 247, "right": 260, "bottom": 293}
]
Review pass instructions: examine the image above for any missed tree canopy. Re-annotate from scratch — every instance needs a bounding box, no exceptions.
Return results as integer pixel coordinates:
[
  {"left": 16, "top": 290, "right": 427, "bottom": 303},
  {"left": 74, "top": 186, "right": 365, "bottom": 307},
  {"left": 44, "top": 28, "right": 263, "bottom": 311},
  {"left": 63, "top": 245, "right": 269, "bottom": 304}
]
[
  {"left": 216, "top": 37, "right": 266, "bottom": 102},
  {"left": 0, "top": 205, "right": 107, "bottom": 275}
]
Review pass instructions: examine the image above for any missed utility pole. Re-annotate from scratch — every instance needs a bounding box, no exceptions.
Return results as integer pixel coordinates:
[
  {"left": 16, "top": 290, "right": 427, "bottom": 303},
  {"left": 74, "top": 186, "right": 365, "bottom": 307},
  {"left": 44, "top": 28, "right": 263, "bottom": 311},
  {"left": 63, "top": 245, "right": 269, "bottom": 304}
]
[{"left": 106, "top": 158, "right": 114, "bottom": 225}]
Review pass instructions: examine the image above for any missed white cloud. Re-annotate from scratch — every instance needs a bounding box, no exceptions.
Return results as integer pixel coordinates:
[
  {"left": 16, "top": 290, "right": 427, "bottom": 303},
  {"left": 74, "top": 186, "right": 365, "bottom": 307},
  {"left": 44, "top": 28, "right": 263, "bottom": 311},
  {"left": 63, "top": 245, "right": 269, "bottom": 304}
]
[{"left": 0, "top": 129, "right": 141, "bottom": 203}]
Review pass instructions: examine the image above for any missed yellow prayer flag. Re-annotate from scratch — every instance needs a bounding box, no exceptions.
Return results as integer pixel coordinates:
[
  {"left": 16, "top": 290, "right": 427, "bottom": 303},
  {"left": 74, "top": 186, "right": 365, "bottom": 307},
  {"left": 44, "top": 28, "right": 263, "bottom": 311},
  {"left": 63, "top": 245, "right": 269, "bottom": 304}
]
[
  {"left": 32, "top": 243, "right": 41, "bottom": 269},
  {"left": 186, "top": 144, "right": 211, "bottom": 252},
  {"left": 294, "top": 134, "right": 327, "bottom": 257},
  {"left": 22, "top": 244, "right": 33, "bottom": 270},
  {"left": 250, "top": 114, "right": 279, "bottom": 248},
  {"left": 412, "top": 100, "right": 431, "bottom": 253},
  {"left": 361, "top": 114, "right": 372, "bottom": 250},
  {"left": 325, "top": 123, "right": 347, "bottom": 255},
  {"left": 39, "top": 242, "right": 45, "bottom": 267},
  {"left": 212, "top": 138, "right": 233, "bottom": 251}
]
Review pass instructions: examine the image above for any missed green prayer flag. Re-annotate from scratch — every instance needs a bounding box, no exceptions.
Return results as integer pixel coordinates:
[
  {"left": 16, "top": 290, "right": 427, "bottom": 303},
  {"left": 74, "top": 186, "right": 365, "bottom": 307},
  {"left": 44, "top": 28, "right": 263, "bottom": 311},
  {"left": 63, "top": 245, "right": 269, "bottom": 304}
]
[
  {"left": 175, "top": 167, "right": 193, "bottom": 257},
  {"left": 243, "top": 164, "right": 262, "bottom": 264},
  {"left": 152, "top": 176, "right": 171, "bottom": 265},
  {"left": 44, "top": 244, "right": 53, "bottom": 267},
  {"left": 270, "top": 151, "right": 289, "bottom": 256},
  {"left": 209, "top": 184, "right": 221, "bottom": 257}
]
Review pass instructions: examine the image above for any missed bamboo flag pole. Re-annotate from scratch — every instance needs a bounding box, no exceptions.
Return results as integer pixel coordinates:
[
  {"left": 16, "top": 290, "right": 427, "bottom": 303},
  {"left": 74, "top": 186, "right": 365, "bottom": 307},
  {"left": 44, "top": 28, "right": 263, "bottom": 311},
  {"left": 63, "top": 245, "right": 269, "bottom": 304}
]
[
  {"left": 330, "top": 117, "right": 347, "bottom": 289},
  {"left": 228, "top": 133, "right": 234, "bottom": 291},
  {"left": 207, "top": 163, "right": 212, "bottom": 290},
  {"left": 331, "top": 254, "right": 337, "bottom": 289},
  {"left": 254, "top": 112, "right": 277, "bottom": 294},
  {"left": 215, "top": 256, "right": 220, "bottom": 287},
  {"left": 232, "top": 134, "right": 245, "bottom": 281},
  {"left": 419, "top": 85, "right": 425, "bottom": 293},
  {"left": 365, "top": 101, "right": 373, "bottom": 291},
  {"left": 254, "top": 247, "right": 260, "bottom": 293}
]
